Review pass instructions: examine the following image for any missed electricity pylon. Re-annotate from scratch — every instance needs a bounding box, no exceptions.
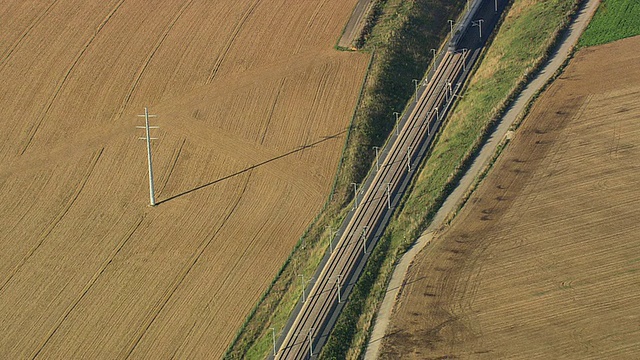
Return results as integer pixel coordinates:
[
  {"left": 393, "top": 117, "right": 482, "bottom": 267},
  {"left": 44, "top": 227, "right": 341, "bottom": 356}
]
[{"left": 137, "top": 107, "right": 159, "bottom": 206}]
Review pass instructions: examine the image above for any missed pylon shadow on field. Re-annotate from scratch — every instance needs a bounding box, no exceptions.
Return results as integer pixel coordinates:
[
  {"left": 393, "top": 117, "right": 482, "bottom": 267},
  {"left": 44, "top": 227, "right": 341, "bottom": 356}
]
[
  {"left": 385, "top": 275, "right": 428, "bottom": 294},
  {"left": 368, "top": 329, "right": 400, "bottom": 345},
  {"left": 157, "top": 129, "right": 347, "bottom": 205}
]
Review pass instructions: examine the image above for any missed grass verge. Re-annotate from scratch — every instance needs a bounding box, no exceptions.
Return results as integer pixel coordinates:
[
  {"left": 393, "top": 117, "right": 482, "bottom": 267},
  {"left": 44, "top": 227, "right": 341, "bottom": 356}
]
[
  {"left": 579, "top": 0, "right": 640, "bottom": 47},
  {"left": 448, "top": 44, "right": 580, "bottom": 226},
  {"left": 319, "top": 0, "right": 583, "bottom": 358},
  {"left": 223, "top": 0, "right": 464, "bottom": 358}
]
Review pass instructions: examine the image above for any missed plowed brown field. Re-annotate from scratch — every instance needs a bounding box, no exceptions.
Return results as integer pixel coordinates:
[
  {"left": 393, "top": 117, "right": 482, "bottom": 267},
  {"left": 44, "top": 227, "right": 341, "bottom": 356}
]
[
  {"left": 379, "top": 35, "right": 640, "bottom": 359},
  {"left": 0, "top": 1, "right": 368, "bottom": 358}
]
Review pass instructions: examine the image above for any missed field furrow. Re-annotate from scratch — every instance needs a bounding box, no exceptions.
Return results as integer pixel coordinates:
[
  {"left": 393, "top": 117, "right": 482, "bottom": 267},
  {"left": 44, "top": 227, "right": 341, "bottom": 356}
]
[{"left": 0, "top": 0, "right": 59, "bottom": 68}]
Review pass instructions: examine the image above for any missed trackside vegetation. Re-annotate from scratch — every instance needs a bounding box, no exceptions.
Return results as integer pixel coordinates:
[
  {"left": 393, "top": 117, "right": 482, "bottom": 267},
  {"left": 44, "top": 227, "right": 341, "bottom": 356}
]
[
  {"left": 579, "top": 0, "right": 640, "bottom": 47},
  {"left": 320, "top": 0, "right": 583, "bottom": 358},
  {"left": 352, "top": 0, "right": 385, "bottom": 49},
  {"left": 223, "top": 0, "right": 465, "bottom": 358}
]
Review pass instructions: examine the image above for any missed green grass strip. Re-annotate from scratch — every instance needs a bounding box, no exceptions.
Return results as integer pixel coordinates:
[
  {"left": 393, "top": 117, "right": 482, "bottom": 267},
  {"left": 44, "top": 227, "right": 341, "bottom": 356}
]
[{"left": 579, "top": 0, "right": 640, "bottom": 47}]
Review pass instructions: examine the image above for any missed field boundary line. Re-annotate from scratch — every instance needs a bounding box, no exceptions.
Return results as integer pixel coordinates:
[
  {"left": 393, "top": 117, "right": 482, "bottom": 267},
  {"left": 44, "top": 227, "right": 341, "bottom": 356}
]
[{"left": 329, "top": 50, "right": 375, "bottom": 203}]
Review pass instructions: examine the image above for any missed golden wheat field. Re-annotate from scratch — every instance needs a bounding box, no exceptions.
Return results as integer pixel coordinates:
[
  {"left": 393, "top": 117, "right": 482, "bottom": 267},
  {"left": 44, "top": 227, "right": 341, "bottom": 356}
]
[
  {"left": 0, "top": 1, "right": 369, "bottom": 358},
  {"left": 379, "top": 35, "right": 640, "bottom": 359}
]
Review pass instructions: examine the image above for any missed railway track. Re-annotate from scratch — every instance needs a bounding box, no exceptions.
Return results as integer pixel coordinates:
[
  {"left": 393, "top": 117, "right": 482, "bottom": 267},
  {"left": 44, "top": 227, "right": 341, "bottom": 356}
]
[
  {"left": 274, "top": 1, "right": 503, "bottom": 357},
  {"left": 275, "top": 49, "right": 475, "bottom": 359}
]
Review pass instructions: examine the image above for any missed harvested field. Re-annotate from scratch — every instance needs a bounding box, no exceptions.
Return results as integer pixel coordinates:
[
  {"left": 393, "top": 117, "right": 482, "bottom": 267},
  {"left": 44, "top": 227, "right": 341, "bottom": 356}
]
[
  {"left": 0, "top": 1, "right": 368, "bottom": 358},
  {"left": 379, "top": 35, "right": 640, "bottom": 359}
]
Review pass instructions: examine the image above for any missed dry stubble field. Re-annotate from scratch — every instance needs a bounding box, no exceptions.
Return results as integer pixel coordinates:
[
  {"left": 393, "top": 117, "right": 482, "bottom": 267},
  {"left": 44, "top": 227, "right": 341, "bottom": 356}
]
[
  {"left": 379, "top": 35, "right": 640, "bottom": 359},
  {"left": 0, "top": 1, "right": 369, "bottom": 358}
]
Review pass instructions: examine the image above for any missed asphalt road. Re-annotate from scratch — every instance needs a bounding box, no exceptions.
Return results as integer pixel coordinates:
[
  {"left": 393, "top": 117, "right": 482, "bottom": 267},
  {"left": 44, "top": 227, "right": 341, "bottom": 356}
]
[{"left": 273, "top": 1, "right": 506, "bottom": 358}]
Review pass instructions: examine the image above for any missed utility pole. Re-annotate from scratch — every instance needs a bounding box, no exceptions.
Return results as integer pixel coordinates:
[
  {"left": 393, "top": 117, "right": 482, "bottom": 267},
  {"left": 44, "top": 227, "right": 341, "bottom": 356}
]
[
  {"left": 385, "top": 183, "right": 392, "bottom": 209},
  {"left": 407, "top": 146, "right": 413, "bottom": 172},
  {"left": 308, "top": 328, "right": 314, "bottom": 358},
  {"left": 351, "top": 183, "right": 359, "bottom": 210},
  {"left": 373, "top": 146, "right": 380, "bottom": 172},
  {"left": 361, "top": 226, "right": 369, "bottom": 254},
  {"left": 412, "top": 79, "right": 419, "bottom": 103},
  {"left": 327, "top": 226, "right": 335, "bottom": 253},
  {"left": 495, "top": 0, "right": 498, "bottom": 12},
  {"left": 446, "top": 81, "right": 453, "bottom": 101},
  {"left": 448, "top": 19, "right": 454, "bottom": 36},
  {"left": 453, "top": 82, "right": 463, "bottom": 99},
  {"left": 472, "top": 19, "right": 484, "bottom": 38},
  {"left": 434, "top": 106, "right": 439, "bottom": 122},
  {"left": 270, "top": 327, "right": 277, "bottom": 357},
  {"left": 298, "top": 274, "right": 306, "bottom": 302},
  {"left": 393, "top": 112, "right": 401, "bottom": 136},
  {"left": 137, "top": 107, "right": 159, "bottom": 206}
]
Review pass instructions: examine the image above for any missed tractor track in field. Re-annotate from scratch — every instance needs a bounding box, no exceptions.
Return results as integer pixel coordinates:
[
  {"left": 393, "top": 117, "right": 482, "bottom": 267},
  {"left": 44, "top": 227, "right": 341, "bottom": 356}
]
[
  {"left": 19, "top": 1, "right": 126, "bottom": 155},
  {"left": 0, "top": 148, "right": 104, "bottom": 294},
  {"left": 160, "top": 138, "right": 186, "bottom": 194},
  {"left": 124, "top": 170, "right": 253, "bottom": 358},
  {"left": 31, "top": 215, "right": 145, "bottom": 359},
  {"left": 117, "top": 0, "right": 196, "bottom": 120},
  {"left": 0, "top": 0, "right": 59, "bottom": 70},
  {"left": 294, "top": 0, "right": 329, "bottom": 54},
  {"left": 206, "top": 0, "right": 263, "bottom": 84},
  {"left": 260, "top": 78, "right": 286, "bottom": 145}
]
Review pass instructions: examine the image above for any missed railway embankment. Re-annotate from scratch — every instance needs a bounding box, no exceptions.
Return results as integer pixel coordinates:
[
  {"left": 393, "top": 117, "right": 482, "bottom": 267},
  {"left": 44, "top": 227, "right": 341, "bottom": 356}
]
[{"left": 224, "top": 0, "right": 465, "bottom": 358}]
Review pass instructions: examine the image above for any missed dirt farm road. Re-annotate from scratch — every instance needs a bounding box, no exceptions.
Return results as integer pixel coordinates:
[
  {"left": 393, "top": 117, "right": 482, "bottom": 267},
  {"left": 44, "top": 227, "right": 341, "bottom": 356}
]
[{"left": 365, "top": 0, "right": 601, "bottom": 358}]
